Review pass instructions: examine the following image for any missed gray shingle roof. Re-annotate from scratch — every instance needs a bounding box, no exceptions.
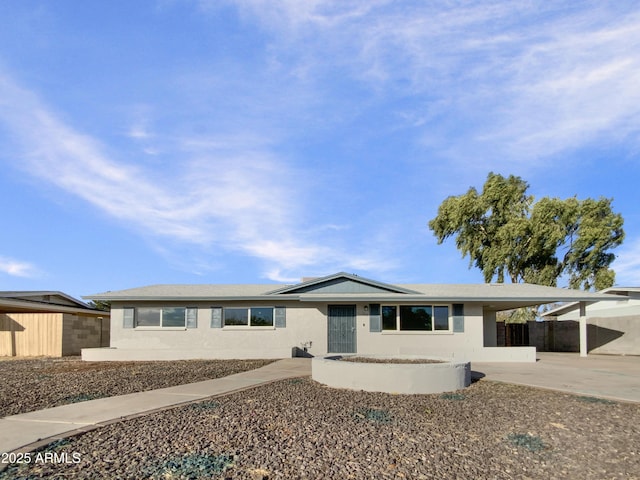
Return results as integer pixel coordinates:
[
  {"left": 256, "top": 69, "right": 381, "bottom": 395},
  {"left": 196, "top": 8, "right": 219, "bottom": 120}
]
[
  {"left": 84, "top": 273, "right": 621, "bottom": 310},
  {"left": 85, "top": 284, "right": 276, "bottom": 300}
]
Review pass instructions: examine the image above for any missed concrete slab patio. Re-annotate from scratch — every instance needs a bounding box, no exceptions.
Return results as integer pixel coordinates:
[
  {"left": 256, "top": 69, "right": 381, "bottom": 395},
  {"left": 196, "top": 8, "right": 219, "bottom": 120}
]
[
  {"left": 473, "top": 352, "right": 640, "bottom": 403},
  {"left": 0, "top": 358, "right": 312, "bottom": 455}
]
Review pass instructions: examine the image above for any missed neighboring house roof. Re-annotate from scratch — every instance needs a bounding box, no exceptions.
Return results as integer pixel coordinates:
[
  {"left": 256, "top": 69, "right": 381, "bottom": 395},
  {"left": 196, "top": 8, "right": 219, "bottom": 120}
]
[
  {"left": 0, "top": 291, "right": 107, "bottom": 316},
  {"left": 85, "top": 273, "right": 620, "bottom": 312},
  {"left": 542, "top": 287, "right": 640, "bottom": 318}
]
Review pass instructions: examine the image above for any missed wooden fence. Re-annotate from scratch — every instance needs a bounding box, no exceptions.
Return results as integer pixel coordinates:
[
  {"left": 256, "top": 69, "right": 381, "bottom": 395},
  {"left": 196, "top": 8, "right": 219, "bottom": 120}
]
[{"left": 0, "top": 313, "right": 63, "bottom": 357}]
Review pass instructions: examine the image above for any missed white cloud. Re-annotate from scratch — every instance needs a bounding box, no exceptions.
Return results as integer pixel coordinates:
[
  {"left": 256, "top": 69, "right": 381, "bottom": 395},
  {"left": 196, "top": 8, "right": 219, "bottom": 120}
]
[
  {"left": 0, "top": 74, "right": 394, "bottom": 281},
  {"left": 213, "top": 1, "right": 640, "bottom": 168},
  {"left": 614, "top": 239, "right": 640, "bottom": 286},
  {"left": 0, "top": 256, "right": 39, "bottom": 278},
  {"left": 487, "top": 13, "right": 640, "bottom": 161},
  {"left": 128, "top": 125, "right": 152, "bottom": 140},
  {"left": 200, "top": 0, "right": 386, "bottom": 28}
]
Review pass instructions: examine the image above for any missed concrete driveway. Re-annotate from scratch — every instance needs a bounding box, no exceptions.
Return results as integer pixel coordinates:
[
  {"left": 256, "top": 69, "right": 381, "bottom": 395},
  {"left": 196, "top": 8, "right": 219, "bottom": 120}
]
[{"left": 472, "top": 352, "right": 640, "bottom": 403}]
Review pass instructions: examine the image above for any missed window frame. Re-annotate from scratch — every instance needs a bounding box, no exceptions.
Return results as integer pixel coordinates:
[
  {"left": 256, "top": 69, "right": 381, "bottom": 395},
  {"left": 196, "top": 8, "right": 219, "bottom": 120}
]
[
  {"left": 134, "top": 307, "right": 197, "bottom": 329},
  {"left": 222, "top": 306, "right": 275, "bottom": 329},
  {"left": 381, "top": 304, "right": 452, "bottom": 333}
]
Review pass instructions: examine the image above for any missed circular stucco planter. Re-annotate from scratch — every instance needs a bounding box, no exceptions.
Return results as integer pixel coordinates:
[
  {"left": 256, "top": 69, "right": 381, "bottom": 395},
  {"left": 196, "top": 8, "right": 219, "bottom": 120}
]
[{"left": 312, "top": 355, "right": 471, "bottom": 394}]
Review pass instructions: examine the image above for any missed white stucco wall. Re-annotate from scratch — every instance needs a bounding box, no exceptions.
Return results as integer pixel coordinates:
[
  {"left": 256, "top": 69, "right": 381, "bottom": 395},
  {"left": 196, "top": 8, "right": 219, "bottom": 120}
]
[{"left": 83, "top": 301, "right": 535, "bottom": 362}]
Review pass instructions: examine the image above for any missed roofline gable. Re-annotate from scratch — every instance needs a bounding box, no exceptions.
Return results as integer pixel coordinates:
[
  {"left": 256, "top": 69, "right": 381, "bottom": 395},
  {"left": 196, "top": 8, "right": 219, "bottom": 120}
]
[{"left": 265, "top": 272, "right": 421, "bottom": 295}]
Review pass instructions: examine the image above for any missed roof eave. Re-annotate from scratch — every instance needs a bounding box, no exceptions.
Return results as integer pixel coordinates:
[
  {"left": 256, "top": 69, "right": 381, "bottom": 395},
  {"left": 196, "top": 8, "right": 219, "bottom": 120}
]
[
  {"left": 0, "top": 291, "right": 93, "bottom": 310},
  {"left": 86, "top": 294, "right": 302, "bottom": 302},
  {"left": 297, "top": 292, "right": 621, "bottom": 302},
  {"left": 88, "top": 293, "right": 620, "bottom": 303},
  {"left": 0, "top": 298, "right": 109, "bottom": 316}
]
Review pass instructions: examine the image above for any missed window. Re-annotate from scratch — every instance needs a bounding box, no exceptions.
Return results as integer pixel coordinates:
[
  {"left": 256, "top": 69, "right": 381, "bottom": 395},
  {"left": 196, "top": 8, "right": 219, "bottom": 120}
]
[
  {"left": 433, "top": 306, "right": 449, "bottom": 331},
  {"left": 251, "top": 307, "right": 274, "bottom": 327},
  {"left": 163, "top": 307, "right": 187, "bottom": 327},
  {"left": 137, "top": 308, "right": 161, "bottom": 327},
  {"left": 224, "top": 308, "right": 249, "bottom": 326},
  {"left": 223, "top": 307, "right": 274, "bottom": 327},
  {"left": 382, "top": 306, "right": 397, "bottom": 330},
  {"left": 382, "top": 305, "right": 450, "bottom": 332},
  {"left": 135, "top": 307, "right": 197, "bottom": 328}
]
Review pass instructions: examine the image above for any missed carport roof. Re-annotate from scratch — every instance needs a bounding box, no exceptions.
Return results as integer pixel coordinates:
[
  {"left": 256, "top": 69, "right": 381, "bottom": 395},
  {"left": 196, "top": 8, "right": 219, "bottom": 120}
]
[{"left": 542, "top": 286, "right": 640, "bottom": 317}]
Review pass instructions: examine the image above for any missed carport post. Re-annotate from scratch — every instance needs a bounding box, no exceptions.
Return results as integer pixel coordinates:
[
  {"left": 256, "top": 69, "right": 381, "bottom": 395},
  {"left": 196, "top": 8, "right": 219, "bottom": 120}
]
[{"left": 579, "top": 301, "right": 587, "bottom": 357}]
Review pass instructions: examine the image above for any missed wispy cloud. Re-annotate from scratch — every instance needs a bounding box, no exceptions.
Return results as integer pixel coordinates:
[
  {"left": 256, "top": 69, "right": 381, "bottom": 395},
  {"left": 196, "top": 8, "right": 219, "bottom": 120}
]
[
  {"left": 614, "top": 239, "right": 640, "bottom": 286},
  {"left": 213, "top": 1, "right": 640, "bottom": 169},
  {"left": 3, "top": 2, "right": 637, "bottom": 285},
  {"left": 0, "top": 255, "right": 39, "bottom": 278},
  {"left": 484, "top": 11, "right": 640, "bottom": 161},
  {"left": 0, "top": 73, "right": 392, "bottom": 281}
]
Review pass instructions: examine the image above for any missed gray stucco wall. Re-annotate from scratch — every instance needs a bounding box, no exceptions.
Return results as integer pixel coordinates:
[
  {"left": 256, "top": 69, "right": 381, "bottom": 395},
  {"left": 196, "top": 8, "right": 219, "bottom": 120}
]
[{"left": 84, "top": 301, "right": 534, "bottom": 362}]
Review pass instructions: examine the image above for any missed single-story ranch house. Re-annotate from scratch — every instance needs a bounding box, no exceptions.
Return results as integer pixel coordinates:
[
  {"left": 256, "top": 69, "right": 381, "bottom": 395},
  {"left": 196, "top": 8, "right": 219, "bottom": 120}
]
[
  {"left": 0, "top": 291, "right": 110, "bottom": 357},
  {"left": 82, "top": 272, "right": 619, "bottom": 363}
]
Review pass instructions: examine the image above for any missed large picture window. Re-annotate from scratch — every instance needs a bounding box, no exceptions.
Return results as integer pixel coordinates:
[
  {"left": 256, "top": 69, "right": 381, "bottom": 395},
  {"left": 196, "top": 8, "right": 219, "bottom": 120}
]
[
  {"left": 382, "top": 305, "right": 450, "bottom": 332},
  {"left": 135, "top": 307, "right": 197, "bottom": 328},
  {"left": 223, "top": 307, "right": 274, "bottom": 327}
]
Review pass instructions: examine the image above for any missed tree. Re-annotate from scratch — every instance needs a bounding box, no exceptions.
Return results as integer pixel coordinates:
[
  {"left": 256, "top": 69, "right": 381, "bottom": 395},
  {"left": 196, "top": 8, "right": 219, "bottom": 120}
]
[
  {"left": 428, "top": 172, "right": 624, "bottom": 291},
  {"left": 88, "top": 300, "right": 111, "bottom": 312}
]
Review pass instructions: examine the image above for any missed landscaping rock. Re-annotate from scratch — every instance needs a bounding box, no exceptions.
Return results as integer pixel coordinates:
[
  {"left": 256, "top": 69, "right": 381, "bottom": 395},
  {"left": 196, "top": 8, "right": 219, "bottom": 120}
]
[{"left": 1, "top": 365, "right": 639, "bottom": 479}]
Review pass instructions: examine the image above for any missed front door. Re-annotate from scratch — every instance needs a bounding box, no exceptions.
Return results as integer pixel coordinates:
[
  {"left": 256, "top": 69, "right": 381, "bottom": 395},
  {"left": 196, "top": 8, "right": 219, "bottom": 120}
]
[{"left": 327, "top": 305, "right": 357, "bottom": 354}]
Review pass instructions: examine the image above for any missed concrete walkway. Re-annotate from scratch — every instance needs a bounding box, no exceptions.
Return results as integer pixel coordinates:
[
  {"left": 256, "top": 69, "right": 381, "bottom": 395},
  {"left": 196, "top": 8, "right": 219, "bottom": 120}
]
[
  {"left": 0, "top": 358, "right": 312, "bottom": 455},
  {"left": 473, "top": 352, "right": 640, "bottom": 403}
]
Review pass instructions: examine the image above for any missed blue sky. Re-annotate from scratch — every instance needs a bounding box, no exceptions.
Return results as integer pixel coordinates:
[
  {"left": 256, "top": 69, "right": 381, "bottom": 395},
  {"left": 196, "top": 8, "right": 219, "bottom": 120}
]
[{"left": 1, "top": 1, "right": 639, "bottom": 300}]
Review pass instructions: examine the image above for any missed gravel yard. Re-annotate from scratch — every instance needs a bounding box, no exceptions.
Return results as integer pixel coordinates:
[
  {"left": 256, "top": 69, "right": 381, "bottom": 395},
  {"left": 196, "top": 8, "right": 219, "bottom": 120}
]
[
  {"left": 0, "top": 357, "right": 274, "bottom": 417},
  {"left": 1, "top": 358, "right": 639, "bottom": 479}
]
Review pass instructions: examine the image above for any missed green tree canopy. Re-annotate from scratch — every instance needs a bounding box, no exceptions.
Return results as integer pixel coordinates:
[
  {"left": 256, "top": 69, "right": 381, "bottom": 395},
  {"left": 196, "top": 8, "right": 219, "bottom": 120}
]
[
  {"left": 88, "top": 300, "right": 111, "bottom": 312},
  {"left": 428, "top": 172, "right": 624, "bottom": 291}
]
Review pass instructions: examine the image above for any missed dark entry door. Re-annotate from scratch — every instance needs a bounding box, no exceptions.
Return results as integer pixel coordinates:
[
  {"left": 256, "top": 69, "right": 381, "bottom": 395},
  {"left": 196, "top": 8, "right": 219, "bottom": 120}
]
[{"left": 328, "top": 305, "right": 357, "bottom": 354}]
